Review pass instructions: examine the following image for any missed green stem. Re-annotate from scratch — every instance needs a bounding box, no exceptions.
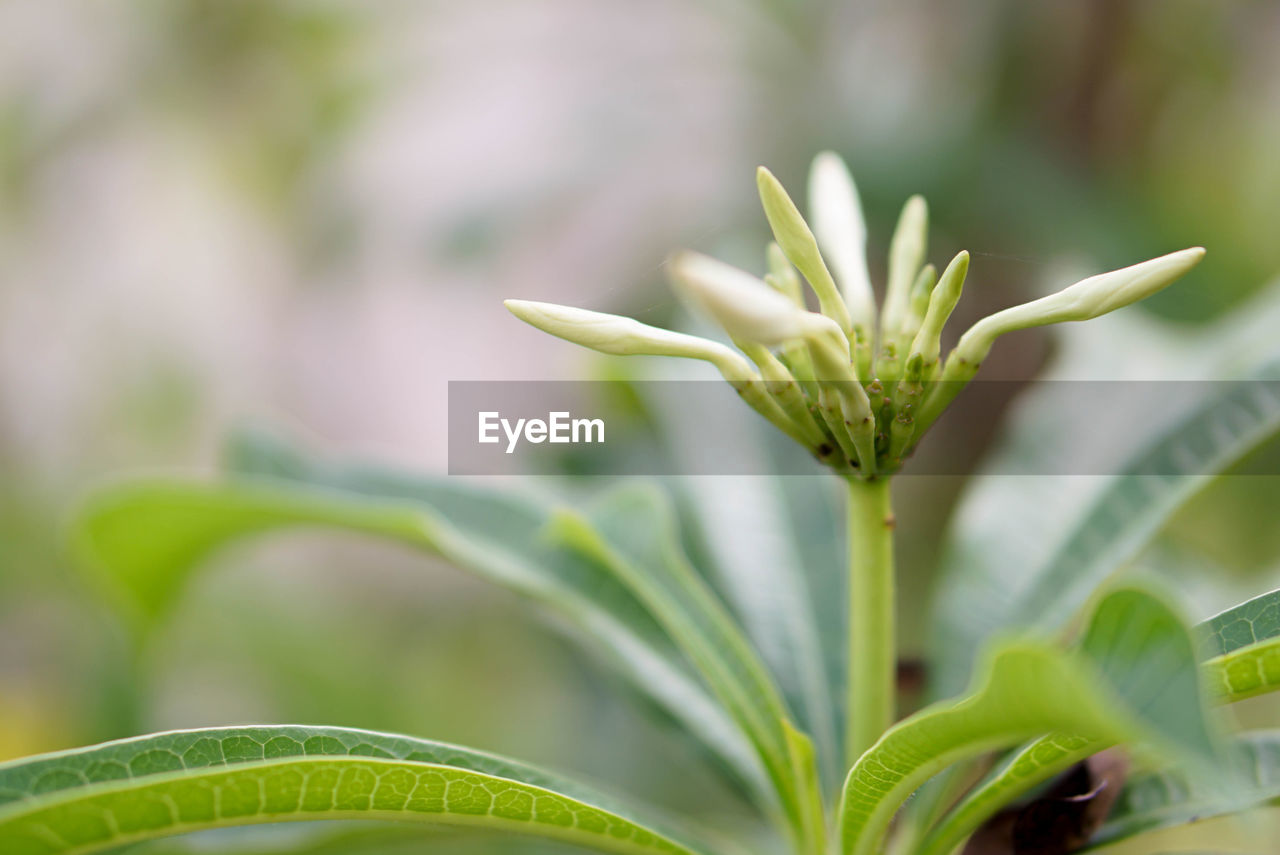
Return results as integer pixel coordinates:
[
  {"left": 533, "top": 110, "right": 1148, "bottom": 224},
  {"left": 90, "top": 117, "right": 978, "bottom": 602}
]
[{"left": 845, "top": 476, "right": 896, "bottom": 766}]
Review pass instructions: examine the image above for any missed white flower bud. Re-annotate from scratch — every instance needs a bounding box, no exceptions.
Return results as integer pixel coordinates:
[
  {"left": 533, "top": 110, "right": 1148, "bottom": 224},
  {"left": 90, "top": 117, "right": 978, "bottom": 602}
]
[
  {"left": 504, "top": 299, "right": 755, "bottom": 382},
  {"left": 668, "top": 251, "right": 841, "bottom": 347},
  {"left": 808, "top": 152, "right": 876, "bottom": 330},
  {"left": 954, "top": 247, "right": 1206, "bottom": 364},
  {"left": 881, "top": 195, "right": 929, "bottom": 335}
]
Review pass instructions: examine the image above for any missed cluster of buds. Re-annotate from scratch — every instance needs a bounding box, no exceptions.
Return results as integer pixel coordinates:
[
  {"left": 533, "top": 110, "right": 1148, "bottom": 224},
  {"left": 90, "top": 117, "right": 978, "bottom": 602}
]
[{"left": 507, "top": 153, "right": 1204, "bottom": 479}]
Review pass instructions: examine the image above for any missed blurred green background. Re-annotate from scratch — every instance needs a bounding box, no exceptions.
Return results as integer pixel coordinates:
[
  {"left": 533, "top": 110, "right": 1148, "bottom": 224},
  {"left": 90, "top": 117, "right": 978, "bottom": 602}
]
[{"left": 3, "top": 0, "right": 1280, "bottom": 848}]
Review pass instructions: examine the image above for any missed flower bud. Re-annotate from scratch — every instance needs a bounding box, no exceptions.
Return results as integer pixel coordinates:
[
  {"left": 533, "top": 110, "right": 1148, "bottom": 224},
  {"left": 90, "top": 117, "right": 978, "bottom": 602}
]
[
  {"left": 756, "top": 166, "right": 853, "bottom": 336},
  {"left": 808, "top": 151, "right": 875, "bottom": 330},
  {"left": 908, "top": 250, "right": 970, "bottom": 368},
  {"left": 504, "top": 299, "right": 755, "bottom": 382},
  {"left": 954, "top": 247, "right": 1206, "bottom": 364},
  {"left": 668, "top": 251, "right": 840, "bottom": 347},
  {"left": 881, "top": 195, "right": 929, "bottom": 335}
]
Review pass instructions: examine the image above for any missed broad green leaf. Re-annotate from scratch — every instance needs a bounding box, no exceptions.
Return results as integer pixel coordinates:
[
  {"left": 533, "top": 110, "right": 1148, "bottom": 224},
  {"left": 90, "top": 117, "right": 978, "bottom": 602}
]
[
  {"left": 73, "top": 439, "right": 768, "bottom": 811},
  {"left": 1096, "top": 730, "right": 1280, "bottom": 845},
  {"left": 930, "top": 359, "right": 1280, "bottom": 699},
  {"left": 0, "top": 726, "right": 707, "bottom": 855},
  {"left": 1199, "top": 587, "right": 1280, "bottom": 657},
  {"left": 551, "top": 484, "right": 822, "bottom": 855},
  {"left": 838, "top": 584, "right": 1214, "bottom": 855}
]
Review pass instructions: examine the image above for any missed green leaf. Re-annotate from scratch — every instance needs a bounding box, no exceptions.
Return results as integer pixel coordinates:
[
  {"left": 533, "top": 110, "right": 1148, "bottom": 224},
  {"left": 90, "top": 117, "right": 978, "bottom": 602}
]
[
  {"left": 0, "top": 726, "right": 708, "bottom": 855},
  {"left": 73, "top": 435, "right": 767, "bottom": 810},
  {"left": 673, "top": 476, "right": 839, "bottom": 792},
  {"left": 1199, "top": 587, "right": 1280, "bottom": 657},
  {"left": 1097, "top": 730, "right": 1280, "bottom": 845},
  {"left": 550, "top": 484, "right": 822, "bottom": 855},
  {"left": 837, "top": 584, "right": 1214, "bottom": 855},
  {"left": 930, "top": 359, "right": 1280, "bottom": 699},
  {"left": 1202, "top": 637, "right": 1280, "bottom": 704},
  {"left": 914, "top": 734, "right": 1105, "bottom": 855},
  {"left": 644, "top": 374, "right": 841, "bottom": 790},
  {"left": 1196, "top": 589, "right": 1280, "bottom": 705},
  {"left": 228, "top": 432, "right": 813, "bottom": 834},
  {"left": 926, "top": 591, "right": 1280, "bottom": 855},
  {"left": 838, "top": 643, "right": 1129, "bottom": 855}
]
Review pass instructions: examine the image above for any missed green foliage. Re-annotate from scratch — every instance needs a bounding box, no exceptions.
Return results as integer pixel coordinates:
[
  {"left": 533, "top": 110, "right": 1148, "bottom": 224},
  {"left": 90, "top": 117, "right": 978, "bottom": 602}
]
[
  {"left": 1098, "top": 730, "right": 1280, "bottom": 844},
  {"left": 838, "top": 585, "right": 1216, "bottom": 855},
  {"left": 7, "top": 156, "right": 1280, "bottom": 855},
  {"left": 1200, "top": 587, "right": 1280, "bottom": 656},
  {"left": 913, "top": 589, "right": 1280, "bottom": 855},
  {"left": 930, "top": 357, "right": 1280, "bottom": 699},
  {"left": 551, "top": 486, "right": 821, "bottom": 853},
  {"left": 0, "top": 727, "right": 706, "bottom": 855},
  {"left": 75, "top": 439, "right": 768, "bottom": 808},
  {"left": 914, "top": 733, "right": 1103, "bottom": 855}
]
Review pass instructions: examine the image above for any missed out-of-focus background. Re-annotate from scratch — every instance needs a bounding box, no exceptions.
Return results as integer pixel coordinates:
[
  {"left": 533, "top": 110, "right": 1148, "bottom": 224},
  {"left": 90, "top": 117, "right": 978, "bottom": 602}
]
[{"left": 3, "top": 0, "right": 1280, "bottom": 844}]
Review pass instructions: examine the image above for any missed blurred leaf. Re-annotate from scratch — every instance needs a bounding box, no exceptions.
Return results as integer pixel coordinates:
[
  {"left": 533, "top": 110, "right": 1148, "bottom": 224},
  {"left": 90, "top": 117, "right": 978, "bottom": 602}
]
[
  {"left": 956, "top": 749, "right": 1127, "bottom": 855},
  {"left": 0, "top": 726, "right": 707, "bottom": 855},
  {"left": 923, "top": 578, "right": 1240, "bottom": 854},
  {"left": 1199, "top": 587, "right": 1280, "bottom": 658},
  {"left": 552, "top": 484, "right": 819, "bottom": 854},
  {"left": 915, "top": 733, "right": 1105, "bottom": 855},
  {"left": 929, "top": 274, "right": 1280, "bottom": 701},
  {"left": 128, "top": 824, "right": 570, "bottom": 855},
  {"left": 928, "top": 587, "right": 1280, "bottom": 854},
  {"left": 930, "top": 359, "right": 1280, "bottom": 699},
  {"left": 647, "top": 373, "right": 840, "bottom": 790},
  {"left": 839, "top": 583, "right": 1214, "bottom": 855},
  {"left": 1197, "top": 588, "right": 1280, "bottom": 705},
  {"left": 1097, "top": 730, "right": 1280, "bottom": 846},
  {"left": 73, "top": 435, "right": 767, "bottom": 808},
  {"left": 1202, "top": 638, "right": 1280, "bottom": 705},
  {"left": 674, "top": 475, "right": 839, "bottom": 773}
]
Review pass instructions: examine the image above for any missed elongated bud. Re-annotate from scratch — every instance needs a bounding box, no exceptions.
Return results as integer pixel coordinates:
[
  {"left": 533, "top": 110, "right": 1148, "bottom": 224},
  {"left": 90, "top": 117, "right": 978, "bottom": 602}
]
[
  {"left": 504, "top": 299, "right": 755, "bottom": 382},
  {"left": 669, "top": 251, "right": 839, "bottom": 346},
  {"left": 756, "top": 166, "right": 853, "bottom": 337},
  {"left": 909, "top": 250, "right": 970, "bottom": 367},
  {"left": 954, "top": 247, "right": 1206, "bottom": 365},
  {"left": 881, "top": 195, "right": 929, "bottom": 335},
  {"left": 808, "top": 151, "right": 875, "bottom": 329}
]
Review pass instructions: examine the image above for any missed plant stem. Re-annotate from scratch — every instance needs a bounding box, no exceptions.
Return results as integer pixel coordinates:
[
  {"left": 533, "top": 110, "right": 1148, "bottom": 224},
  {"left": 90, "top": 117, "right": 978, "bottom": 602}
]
[{"left": 846, "top": 476, "right": 896, "bottom": 766}]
